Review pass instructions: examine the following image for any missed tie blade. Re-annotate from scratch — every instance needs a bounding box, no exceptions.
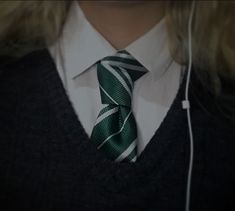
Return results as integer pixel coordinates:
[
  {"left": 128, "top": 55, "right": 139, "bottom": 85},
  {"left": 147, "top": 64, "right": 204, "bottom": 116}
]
[{"left": 91, "top": 106, "right": 138, "bottom": 162}]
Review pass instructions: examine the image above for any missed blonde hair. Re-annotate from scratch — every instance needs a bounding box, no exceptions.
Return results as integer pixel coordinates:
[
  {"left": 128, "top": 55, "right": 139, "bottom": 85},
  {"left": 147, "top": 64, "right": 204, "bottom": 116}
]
[{"left": 0, "top": 0, "right": 234, "bottom": 119}]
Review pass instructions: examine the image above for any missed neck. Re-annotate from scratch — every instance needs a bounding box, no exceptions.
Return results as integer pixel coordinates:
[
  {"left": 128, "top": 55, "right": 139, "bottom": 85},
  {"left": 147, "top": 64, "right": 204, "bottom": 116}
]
[{"left": 78, "top": 1, "right": 166, "bottom": 50}]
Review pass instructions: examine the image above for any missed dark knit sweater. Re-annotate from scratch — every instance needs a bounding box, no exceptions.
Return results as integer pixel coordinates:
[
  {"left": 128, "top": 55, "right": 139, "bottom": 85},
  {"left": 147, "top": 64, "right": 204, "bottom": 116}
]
[{"left": 0, "top": 49, "right": 234, "bottom": 211}]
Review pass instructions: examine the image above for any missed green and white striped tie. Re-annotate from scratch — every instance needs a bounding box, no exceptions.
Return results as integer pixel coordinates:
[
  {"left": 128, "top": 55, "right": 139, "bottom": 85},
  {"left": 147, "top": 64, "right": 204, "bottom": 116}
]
[{"left": 90, "top": 50, "right": 147, "bottom": 162}]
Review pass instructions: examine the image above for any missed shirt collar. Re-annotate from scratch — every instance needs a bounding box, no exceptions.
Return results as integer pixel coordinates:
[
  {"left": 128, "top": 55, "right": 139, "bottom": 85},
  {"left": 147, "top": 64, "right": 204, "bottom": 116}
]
[
  {"left": 60, "top": 1, "right": 172, "bottom": 80},
  {"left": 125, "top": 18, "right": 172, "bottom": 80},
  {"left": 59, "top": 1, "right": 116, "bottom": 79}
]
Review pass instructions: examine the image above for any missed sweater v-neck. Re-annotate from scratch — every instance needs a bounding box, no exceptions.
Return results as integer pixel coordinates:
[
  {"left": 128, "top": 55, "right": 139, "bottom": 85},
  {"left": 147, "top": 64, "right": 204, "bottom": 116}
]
[
  {"left": 17, "top": 48, "right": 195, "bottom": 187},
  {"left": 38, "top": 48, "right": 189, "bottom": 176}
]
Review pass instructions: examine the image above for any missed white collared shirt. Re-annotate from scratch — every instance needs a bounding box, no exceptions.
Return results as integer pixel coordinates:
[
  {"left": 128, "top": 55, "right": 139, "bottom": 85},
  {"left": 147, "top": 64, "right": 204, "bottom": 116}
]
[{"left": 49, "top": 1, "right": 183, "bottom": 155}]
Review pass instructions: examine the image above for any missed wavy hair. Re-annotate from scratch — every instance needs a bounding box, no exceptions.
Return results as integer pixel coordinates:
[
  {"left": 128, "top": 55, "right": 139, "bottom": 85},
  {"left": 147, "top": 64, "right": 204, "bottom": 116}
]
[{"left": 0, "top": 0, "right": 234, "bottom": 119}]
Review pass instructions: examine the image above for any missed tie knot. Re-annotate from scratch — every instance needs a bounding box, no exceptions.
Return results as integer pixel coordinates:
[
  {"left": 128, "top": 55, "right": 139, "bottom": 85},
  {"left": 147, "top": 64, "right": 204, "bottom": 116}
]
[
  {"left": 100, "top": 50, "right": 147, "bottom": 82},
  {"left": 97, "top": 50, "right": 147, "bottom": 107}
]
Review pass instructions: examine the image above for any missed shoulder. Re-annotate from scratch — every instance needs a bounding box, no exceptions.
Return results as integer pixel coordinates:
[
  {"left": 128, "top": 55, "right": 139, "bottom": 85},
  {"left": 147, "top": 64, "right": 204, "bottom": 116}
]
[
  {"left": 0, "top": 49, "right": 54, "bottom": 121},
  {"left": 189, "top": 68, "right": 235, "bottom": 128},
  {"left": 0, "top": 48, "right": 55, "bottom": 94},
  {"left": 0, "top": 48, "right": 52, "bottom": 79}
]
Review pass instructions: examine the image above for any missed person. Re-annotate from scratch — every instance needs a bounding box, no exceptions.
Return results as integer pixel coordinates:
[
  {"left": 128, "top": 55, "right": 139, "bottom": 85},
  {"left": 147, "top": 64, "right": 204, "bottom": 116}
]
[{"left": 0, "top": 1, "right": 234, "bottom": 211}]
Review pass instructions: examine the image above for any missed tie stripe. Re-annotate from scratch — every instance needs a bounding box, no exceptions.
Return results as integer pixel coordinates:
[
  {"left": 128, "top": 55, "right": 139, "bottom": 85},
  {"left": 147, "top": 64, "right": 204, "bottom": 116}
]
[
  {"left": 99, "top": 68, "right": 131, "bottom": 106},
  {"left": 91, "top": 50, "right": 147, "bottom": 162},
  {"left": 97, "top": 109, "right": 132, "bottom": 149},
  {"left": 102, "top": 62, "right": 132, "bottom": 97},
  {"left": 119, "top": 66, "right": 134, "bottom": 89},
  {"left": 95, "top": 106, "right": 119, "bottom": 126},
  {"left": 115, "top": 141, "right": 137, "bottom": 162},
  {"left": 99, "top": 85, "right": 119, "bottom": 105},
  {"left": 103, "top": 60, "right": 147, "bottom": 73}
]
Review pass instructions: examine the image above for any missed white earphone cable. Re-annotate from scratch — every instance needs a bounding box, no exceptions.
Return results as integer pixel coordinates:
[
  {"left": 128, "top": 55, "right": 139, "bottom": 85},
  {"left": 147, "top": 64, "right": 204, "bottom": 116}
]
[{"left": 182, "top": 1, "right": 196, "bottom": 211}]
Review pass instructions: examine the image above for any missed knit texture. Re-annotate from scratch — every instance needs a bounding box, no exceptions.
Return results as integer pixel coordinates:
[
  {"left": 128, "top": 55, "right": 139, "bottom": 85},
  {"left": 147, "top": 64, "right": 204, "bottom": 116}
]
[{"left": 0, "top": 49, "right": 234, "bottom": 211}]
